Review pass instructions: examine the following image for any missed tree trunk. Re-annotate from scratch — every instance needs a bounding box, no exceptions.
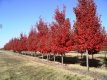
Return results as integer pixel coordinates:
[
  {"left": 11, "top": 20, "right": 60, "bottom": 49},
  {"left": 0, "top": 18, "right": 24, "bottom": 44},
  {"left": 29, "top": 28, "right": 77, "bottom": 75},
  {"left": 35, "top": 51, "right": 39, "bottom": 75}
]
[
  {"left": 105, "top": 52, "right": 106, "bottom": 59},
  {"left": 34, "top": 52, "right": 36, "bottom": 57},
  {"left": 54, "top": 54, "right": 55, "bottom": 62},
  {"left": 42, "top": 54, "right": 43, "bottom": 59},
  {"left": 47, "top": 54, "right": 48, "bottom": 60},
  {"left": 49, "top": 54, "right": 50, "bottom": 60},
  {"left": 86, "top": 50, "right": 89, "bottom": 71},
  {"left": 92, "top": 54, "right": 94, "bottom": 59},
  {"left": 61, "top": 54, "right": 64, "bottom": 64},
  {"left": 81, "top": 54, "right": 83, "bottom": 59}
]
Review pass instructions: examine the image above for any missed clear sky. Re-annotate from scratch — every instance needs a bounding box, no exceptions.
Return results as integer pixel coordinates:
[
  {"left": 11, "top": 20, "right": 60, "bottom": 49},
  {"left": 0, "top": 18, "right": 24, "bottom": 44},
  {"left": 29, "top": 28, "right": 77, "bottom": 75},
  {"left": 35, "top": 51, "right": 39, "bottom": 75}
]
[{"left": 0, "top": 0, "right": 107, "bottom": 48}]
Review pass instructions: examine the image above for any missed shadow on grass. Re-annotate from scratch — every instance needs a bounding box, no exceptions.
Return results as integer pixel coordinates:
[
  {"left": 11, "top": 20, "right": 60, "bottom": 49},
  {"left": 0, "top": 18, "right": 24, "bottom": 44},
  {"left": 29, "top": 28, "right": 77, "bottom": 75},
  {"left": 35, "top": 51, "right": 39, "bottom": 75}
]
[
  {"left": 80, "top": 56, "right": 102, "bottom": 67},
  {"left": 49, "top": 55, "right": 102, "bottom": 68},
  {"left": 103, "top": 58, "right": 107, "bottom": 67},
  {"left": 63, "top": 56, "right": 78, "bottom": 64},
  {"left": 49, "top": 56, "right": 78, "bottom": 64},
  {"left": 20, "top": 53, "right": 104, "bottom": 68}
]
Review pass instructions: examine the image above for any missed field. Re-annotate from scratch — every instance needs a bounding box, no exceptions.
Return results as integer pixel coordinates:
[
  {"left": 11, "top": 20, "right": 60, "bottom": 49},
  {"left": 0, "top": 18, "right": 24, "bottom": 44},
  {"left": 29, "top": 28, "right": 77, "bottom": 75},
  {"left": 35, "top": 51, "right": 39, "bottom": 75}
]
[{"left": 0, "top": 50, "right": 107, "bottom": 80}]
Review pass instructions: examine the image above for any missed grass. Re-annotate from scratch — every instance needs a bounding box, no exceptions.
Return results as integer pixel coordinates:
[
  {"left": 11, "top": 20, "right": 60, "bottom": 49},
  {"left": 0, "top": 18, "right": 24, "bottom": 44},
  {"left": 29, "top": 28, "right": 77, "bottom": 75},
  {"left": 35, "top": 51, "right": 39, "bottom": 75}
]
[
  {"left": 0, "top": 50, "right": 92, "bottom": 80},
  {"left": 66, "top": 52, "right": 107, "bottom": 73}
]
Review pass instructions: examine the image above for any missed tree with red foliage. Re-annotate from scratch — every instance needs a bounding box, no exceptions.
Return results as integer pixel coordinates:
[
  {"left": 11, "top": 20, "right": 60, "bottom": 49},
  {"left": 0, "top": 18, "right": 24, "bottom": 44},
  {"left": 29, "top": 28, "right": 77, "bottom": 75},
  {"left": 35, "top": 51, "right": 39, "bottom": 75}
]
[
  {"left": 27, "top": 27, "right": 38, "bottom": 53},
  {"left": 4, "top": 39, "right": 13, "bottom": 50},
  {"left": 73, "top": 0, "right": 106, "bottom": 71},
  {"left": 36, "top": 18, "right": 49, "bottom": 58},
  {"left": 102, "top": 33, "right": 107, "bottom": 58},
  {"left": 4, "top": 38, "right": 20, "bottom": 52},
  {"left": 50, "top": 6, "right": 74, "bottom": 63},
  {"left": 12, "top": 38, "right": 19, "bottom": 52},
  {"left": 4, "top": 33, "right": 27, "bottom": 53},
  {"left": 18, "top": 33, "right": 27, "bottom": 53}
]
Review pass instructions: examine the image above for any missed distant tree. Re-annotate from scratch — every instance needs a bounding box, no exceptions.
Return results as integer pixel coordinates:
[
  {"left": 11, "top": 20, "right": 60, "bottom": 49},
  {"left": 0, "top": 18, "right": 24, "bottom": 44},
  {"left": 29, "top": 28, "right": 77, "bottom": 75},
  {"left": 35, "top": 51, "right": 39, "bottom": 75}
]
[
  {"left": 18, "top": 33, "right": 27, "bottom": 53},
  {"left": 27, "top": 27, "right": 38, "bottom": 52},
  {"left": 4, "top": 39, "right": 13, "bottom": 50},
  {"left": 4, "top": 38, "right": 20, "bottom": 52},
  {"left": 36, "top": 18, "right": 49, "bottom": 58},
  {"left": 12, "top": 38, "right": 19, "bottom": 52}
]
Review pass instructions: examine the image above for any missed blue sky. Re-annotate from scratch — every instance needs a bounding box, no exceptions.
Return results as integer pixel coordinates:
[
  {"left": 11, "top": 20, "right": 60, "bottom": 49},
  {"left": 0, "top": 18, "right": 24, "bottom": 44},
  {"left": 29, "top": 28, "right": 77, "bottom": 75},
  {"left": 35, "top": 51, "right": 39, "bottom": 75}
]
[{"left": 0, "top": 0, "right": 107, "bottom": 48}]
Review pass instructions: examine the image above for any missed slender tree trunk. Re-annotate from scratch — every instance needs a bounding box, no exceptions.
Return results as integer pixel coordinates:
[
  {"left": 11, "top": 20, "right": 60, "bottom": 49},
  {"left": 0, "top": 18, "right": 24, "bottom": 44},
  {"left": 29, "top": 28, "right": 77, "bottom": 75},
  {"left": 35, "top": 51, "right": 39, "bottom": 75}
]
[
  {"left": 30, "top": 52, "right": 32, "bottom": 56},
  {"left": 47, "top": 54, "right": 48, "bottom": 60},
  {"left": 61, "top": 54, "right": 64, "bottom": 64},
  {"left": 42, "top": 54, "right": 43, "bottom": 59},
  {"left": 49, "top": 54, "right": 50, "bottom": 60},
  {"left": 20, "top": 51, "right": 22, "bottom": 54},
  {"left": 105, "top": 52, "right": 106, "bottom": 59},
  {"left": 92, "top": 54, "right": 94, "bottom": 59},
  {"left": 86, "top": 50, "right": 89, "bottom": 71},
  {"left": 34, "top": 52, "right": 36, "bottom": 57},
  {"left": 54, "top": 54, "right": 56, "bottom": 62},
  {"left": 81, "top": 54, "right": 83, "bottom": 59}
]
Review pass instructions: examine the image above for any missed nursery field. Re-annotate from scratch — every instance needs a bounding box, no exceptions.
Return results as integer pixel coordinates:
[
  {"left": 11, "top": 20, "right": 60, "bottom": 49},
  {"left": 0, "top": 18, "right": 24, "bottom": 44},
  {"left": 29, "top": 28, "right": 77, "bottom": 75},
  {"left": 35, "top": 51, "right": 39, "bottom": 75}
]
[{"left": 0, "top": 50, "right": 107, "bottom": 80}]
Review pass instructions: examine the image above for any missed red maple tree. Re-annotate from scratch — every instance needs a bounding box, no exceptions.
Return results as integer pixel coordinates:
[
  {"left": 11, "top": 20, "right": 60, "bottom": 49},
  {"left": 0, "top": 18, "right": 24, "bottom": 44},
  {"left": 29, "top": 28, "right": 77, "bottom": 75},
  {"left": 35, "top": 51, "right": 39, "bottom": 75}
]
[
  {"left": 4, "top": 38, "right": 20, "bottom": 52},
  {"left": 36, "top": 18, "right": 49, "bottom": 54},
  {"left": 51, "top": 6, "right": 74, "bottom": 55},
  {"left": 27, "top": 27, "right": 38, "bottom": 52},
  {"left": 18, "top": 33, "right": 27, "bottom": 52},
  {"left": 73, "top": 0, "right": 106, "bottom": 55}
]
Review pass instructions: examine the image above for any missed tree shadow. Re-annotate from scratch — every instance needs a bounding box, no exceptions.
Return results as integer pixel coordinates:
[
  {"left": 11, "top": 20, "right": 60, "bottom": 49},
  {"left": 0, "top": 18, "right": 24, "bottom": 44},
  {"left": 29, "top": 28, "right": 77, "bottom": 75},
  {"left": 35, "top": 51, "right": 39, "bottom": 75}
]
[
  {"left": 103, "top": 58, "right": 107, "bottom": 67},
  {"left": 34, "top": 54, "right": 41, "bottom": 57},
  {"left": 49, "top": 55, "right": 78, "bottom": 64},
  {"left": 49, "top": 55, "right": 61, "bottom": 62},
  {"left": 41, "top": 55, "right": 47, "bottom": 59},
  {"left": 27, "top": 53, "right": 105, "bottom": 68},
  {"left": 48, "top": 55, "right": 102, "bottom": 68},
  {"left": 80, "top": 56, "right": 102, "bottom": 67},
  {"left": 63, "top": 56, "right": 78, "bottom": 64}
]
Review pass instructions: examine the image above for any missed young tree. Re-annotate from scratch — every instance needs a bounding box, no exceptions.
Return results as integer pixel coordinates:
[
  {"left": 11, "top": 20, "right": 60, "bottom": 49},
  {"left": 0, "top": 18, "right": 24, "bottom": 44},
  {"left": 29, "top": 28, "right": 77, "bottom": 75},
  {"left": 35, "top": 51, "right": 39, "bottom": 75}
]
[
  {"left": 18, "top": 33, "right": 27, "bottom": 53},
  {"left": 4, "top": 39, "right": 13, "bottom": 50},
  {"left": 73, "top": 0, "right": 106, "bottom": 71},
  {"left": 36, "top": 18, "right": 49, "bottom": 58},
  {"left": 102, "top": 33, "right": 107, "bottom": 58},
  {"left": 4, "top": 38, "right": 20, "bottom": 52},
  {"left": 27, "top": 27, "right": 38, "bottom": 53},
  {"left": 50, "top": 6, "right": 74, "bottom": 64},
  {"left": 12, "top": 38, "right": 20, "bottom": 52}
]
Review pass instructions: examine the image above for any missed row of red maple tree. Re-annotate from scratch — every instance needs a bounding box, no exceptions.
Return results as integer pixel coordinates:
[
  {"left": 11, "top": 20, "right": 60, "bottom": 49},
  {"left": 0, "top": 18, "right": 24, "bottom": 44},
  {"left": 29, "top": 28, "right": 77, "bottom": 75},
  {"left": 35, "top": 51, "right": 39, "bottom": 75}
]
[{"left": 4, "top": 0, "right": 107, "bottom": 56}]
